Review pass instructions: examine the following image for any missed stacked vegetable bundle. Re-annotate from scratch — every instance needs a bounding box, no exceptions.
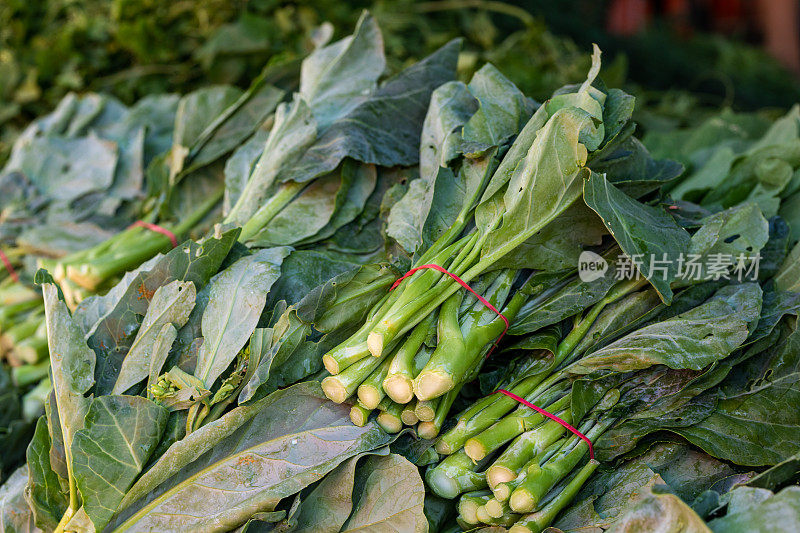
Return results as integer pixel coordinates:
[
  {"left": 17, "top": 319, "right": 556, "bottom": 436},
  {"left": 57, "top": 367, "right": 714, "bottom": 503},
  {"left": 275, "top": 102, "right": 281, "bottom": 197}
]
[
  {"left": 0, "top": 12, "right": 459, "bottom": 532},
  {"left": 1, "top": 10, "right": 800, "bottom": 533},
  {"left": 0, "top": 10, "right": 457, "bottom": 477},
  {"left": 313, "top": 34, "right": 800, "bottom": 532},
  {"left": 422, "top": 106, "right": 800, "bottom": 531}
]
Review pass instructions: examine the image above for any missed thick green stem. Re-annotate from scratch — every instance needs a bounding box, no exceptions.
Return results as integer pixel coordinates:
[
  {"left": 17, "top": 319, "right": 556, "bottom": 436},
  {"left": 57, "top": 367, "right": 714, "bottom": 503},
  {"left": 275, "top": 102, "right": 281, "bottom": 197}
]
[
  {"left": 413, "top": 293, "right": 466, "bottom": 400},
  {"left": 12, "top": 359, "right": 50, "bottom": 387},
  {"left": 509, "top": 460, "right": 599, "bottom": 533},
  {"left": 436, "top": 372, "right": 565, "bottom": 455},
  {"left": 458, "top": 490, "right": 493, "bottom": 525},
  {"left": 486, "top": 415, "right": 571, "bottom": 489},
  {"left": 12, "top": 335, "right": 48, "bottom": 365},
  {"left": 415, "top": 397, "right": 440, "bottom": 422},
  {"left": 376, "top": 400, "right": 404, "bottom": 433},
  {"left": 436, "top": 375, "right": 560, "bottom": 455},
  {"left": 322, "top": 348, "right": 393, "bottom": 404},
  {"left": 357, "top": 352, "right": 393, "bottom": 409},
  {"left": 236, "top": 180, "right": 306, "bottom": 242},
  {"left": 383, "top": 314, "right": 435, "bottom": 403},
  {"left": 367, "top": 238, "right": 467, "bottom": 356},
  {"left": 465, "top": 394, "right": 572, "bottom": 462},
  {"left": 0, "top": 311, "right": 43, "bottom": 347},
  {"left": 322, "top": 250, "right": 447, "bottom": 374},
  {"left": 418, "top": 384, "right": 462, "bottom": 440},
  {"left": 350, "top": 402, "right": 372, "bottom": 427},
  {"left": 67, "top": 185, "right": 224, "bottom": 290},
  {"left": 553, "top": 278, "right": 647, "bottom": 366},
  {"left": 401, "top": 400, "right": 419, "bottom": 426},
  {"left": 0, "top": 299, "right": 42, "bottom": 330},
  {"left": 510, "top": 418, "right": 612, "bottom": 513},
  {"left": 415, "top": 269, "right": 519, "bottom": 401},
  {"left": 485, "top": 497, "right": 514, "bottom": 519},
  {"left": 426, "top": 449, "right": 489, "bottom": 498}
]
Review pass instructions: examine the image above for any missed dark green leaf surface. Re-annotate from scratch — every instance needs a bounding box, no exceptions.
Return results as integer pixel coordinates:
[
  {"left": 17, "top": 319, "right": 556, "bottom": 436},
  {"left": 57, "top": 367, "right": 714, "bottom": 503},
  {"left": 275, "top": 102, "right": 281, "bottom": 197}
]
[
  {"left": 194, "top": 247, "right": 288, "bottom": 388},
  {"left": 708, "top": 486, "right": 800, "bottom": 532},
  {"left": 286, "top": 40, "right": 460, "bottom": 184},
  {"left": 109, "top": 383, "right": 396, "bottom": 532},
  {"left": 42, "top": 283, "right": 95, "bottom": 481},
  {"left": 25, "top": 417, "right": 67, "bottom": 532},
  {"left": 340, "top": 454, "right": 427, "bottom": 533},
  {"left": 675, "top": 319, "right": 800, "bottom": 466},
  {"left": 89, "top": 229, "right": 238, "bottom": 395},
  {"left": 285, "top": 450, "right": 390, "bottom": 533},
  {"left": 71, "top": 395, "right": 168, "bottom": 530},
  {"left": 584, "top": 172, "right": 691, "bottom": 302},
  {"left": 570, "top": 284, "right": 762, "bottom": 373}
]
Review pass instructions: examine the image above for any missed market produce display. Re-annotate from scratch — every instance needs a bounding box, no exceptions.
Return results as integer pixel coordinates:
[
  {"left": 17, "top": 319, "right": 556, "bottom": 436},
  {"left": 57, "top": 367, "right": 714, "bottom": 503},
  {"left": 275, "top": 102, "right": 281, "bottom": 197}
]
[{"left": 1, "top": 8, "right": 800, "bottom": 533}]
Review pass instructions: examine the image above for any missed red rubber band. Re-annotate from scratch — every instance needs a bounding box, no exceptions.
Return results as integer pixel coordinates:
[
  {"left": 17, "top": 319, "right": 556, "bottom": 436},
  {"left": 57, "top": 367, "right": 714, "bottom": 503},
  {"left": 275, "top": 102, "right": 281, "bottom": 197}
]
[
  {"left": 131, "top": 221, "right": 178, "bottom": 248},
  {"left": 494, "top": 388, "right": 594, "bottom": 460},
  {"left": 0, "top": 249, "right": 20, "bottom": 283},
  {"left": 389, "top": 264, "right": 509, "bottom": 357}
]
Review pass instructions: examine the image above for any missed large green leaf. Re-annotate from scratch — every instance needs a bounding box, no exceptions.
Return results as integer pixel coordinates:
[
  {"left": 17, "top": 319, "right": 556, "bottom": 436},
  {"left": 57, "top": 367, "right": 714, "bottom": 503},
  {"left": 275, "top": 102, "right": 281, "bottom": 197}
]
[
  {"left": 25, "top": 417, "right": 67, "bottom": 532},
  {"left": 688, "top": 203, "right": 770, "bottom": 265},
  {"left": 584, "top": 172, "right": 692, "bottom": 303},
  {"left": 339, "top": 454, "right": 427, "bottom": 533},
  {"left": 570, "top": 283, "right": 762, "bottom": 373},
  {"left": 223, "top": 129, "right": 271, "bottom": 216},
  {"left": 555, "top": 442, "right": 737, "bottom": 532},
  {"left": 237, "top": 308, "right": 312, "bottom": 404},
  {"left": 670, "top": 146, "right": 738, "bottom": 201},
  {"left": 606, "top": 489, "right": 711, "bottom": 533},
  {"left": 194, "top": 247, "right": 288, "bottom": 388},
  {"left": 299, "top": 11, "right": 385, "bottom": 130},
  {"left": 168, "top": 86, "right": 242, "bottom": 175},
  {"left": 250, "top": 174, "right": 340, "bottom": 245},
  {"left": 72, "top": 253, "right": 164, "bottom": 336},
  {"left": 419, "top": 81, "right": 477, "bottom": 185},
  {"left": 268, "top": 250, "right": 392, "bottom": 310},
  {"left": 286, "top": 39, "right": 460, "bottom": 184},
  {"left": 489, "top": 201, "right": 607, "bottom": 272},
  {"left": 462, "top": 63, "right": 532, "bottom": 147},
  {"left": 183, "top": 82, "right": 284, "bottom": 175},
  {"left": 509, "top": 268, "right": 617, "bottom": 335},
  {"left": 42, "top": 282, "right": 95, "bottom": 490},
  {"left": 775, "top": 241, "right": 800, "bottom": 293},
  {"left": 478, "top": 105, "right": 599, "bottom": 264},
  {"left": 707, "top": 486, "right": 800, "bottom": 532},
  {"left": 675, "top": 319, "right": 800, "bottom": 466},
  {"left": 571, "top": 288, "right": 664, "bottom": 357},
  {"left": 226, "top": 96, "right": 317, "bottom": 225},
  {"left": 108, "top": 383, "right": 397, "bottom": 532},
  {"left": 88, "top": 228, "right": 238, "bottom": 395},
  {"left": 294, "top": 262, "right": 397, "bottom": 334},
  {"left": 9, "top": 134, "right": 117, "bottom": 202},
  {"left": 71, "top": 395, "right": 168, "bottom": 531},
  {"left": 113, "top": 280, "right": 196, "bottom": 394},
  {"left": 283, "top": 450, "right": 391, "bottom": 533}
]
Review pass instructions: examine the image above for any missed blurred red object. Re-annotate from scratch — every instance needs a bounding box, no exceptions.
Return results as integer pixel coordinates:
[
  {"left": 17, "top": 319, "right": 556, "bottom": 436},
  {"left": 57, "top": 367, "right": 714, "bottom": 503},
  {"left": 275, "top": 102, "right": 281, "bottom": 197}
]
[
  {"left": 606, "top": 0, "right": 799, "bottom": 75},
  {"left": 607, "top": 0, "right": 650, "bottom": 35}
]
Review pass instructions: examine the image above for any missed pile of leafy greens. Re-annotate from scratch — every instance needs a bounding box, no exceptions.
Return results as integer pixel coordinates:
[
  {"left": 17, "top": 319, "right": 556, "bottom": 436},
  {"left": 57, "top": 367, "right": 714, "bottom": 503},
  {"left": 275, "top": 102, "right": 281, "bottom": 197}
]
[{"left": 0, "top": 9, "right": 799, "bottom": 533}]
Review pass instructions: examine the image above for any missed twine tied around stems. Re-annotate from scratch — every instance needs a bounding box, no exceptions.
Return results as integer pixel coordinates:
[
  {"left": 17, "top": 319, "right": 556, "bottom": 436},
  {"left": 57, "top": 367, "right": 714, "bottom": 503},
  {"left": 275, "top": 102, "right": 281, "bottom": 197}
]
[
  {"left": 0, "top": 249, "right": 20, "bottom": 283},
  {"left": 130, "top": 221, "right": 178, "bottom": 248},
  {"left": 389, "top": 263, "right": 509, "bottom": 356},
  {"left": 494, "top": 389, "right": 595, "bottom": 459},
  {"left": 391, "top": 264, "right": 594, "bottom": 457}
]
